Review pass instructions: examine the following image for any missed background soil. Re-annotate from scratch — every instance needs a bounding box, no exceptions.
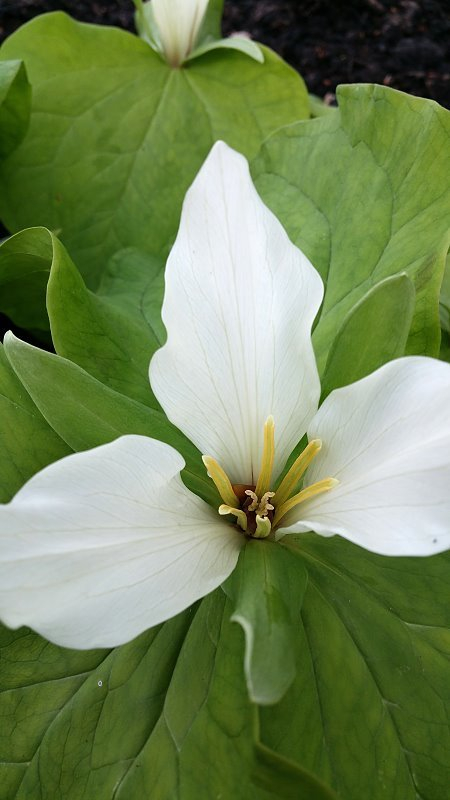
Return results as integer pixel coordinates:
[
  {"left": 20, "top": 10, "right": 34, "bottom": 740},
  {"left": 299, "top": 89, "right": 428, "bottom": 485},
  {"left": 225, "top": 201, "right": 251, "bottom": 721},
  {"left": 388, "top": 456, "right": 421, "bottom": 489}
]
[{"left": 0, "top": 0, "right": 449, "bottom": 107}]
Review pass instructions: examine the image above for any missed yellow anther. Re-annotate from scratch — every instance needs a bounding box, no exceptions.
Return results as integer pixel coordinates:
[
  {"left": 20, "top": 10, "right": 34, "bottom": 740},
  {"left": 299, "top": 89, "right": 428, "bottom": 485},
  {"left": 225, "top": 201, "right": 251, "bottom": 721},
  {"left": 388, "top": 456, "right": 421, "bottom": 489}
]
[
  {"left": 253, "top": 515, "right": 272, "bottom": 539},
  {"left": 272, "top": 477, "right": 339, "bottom": 528},
  {"left": 202, "top": 456, "right": 239, "bottom": 507},
  {"left": 219, "top": 504, "right": 247, "bottom": 532},
  {"left": 273, "top": 439, "right": 322, "bottom": 509},
  {"left": 255, "top": 415, "right": 275, "bottom": 499}
]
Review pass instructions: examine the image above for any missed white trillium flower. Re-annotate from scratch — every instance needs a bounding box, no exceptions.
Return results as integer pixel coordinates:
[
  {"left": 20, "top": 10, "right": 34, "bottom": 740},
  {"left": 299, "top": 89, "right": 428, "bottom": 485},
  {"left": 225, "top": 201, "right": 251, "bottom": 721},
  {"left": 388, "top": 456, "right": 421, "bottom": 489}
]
[
  {"left": 152, "top": 0, "right": 209, "bottom": 66},
  {"left": 1, "top": 142, "right": 450, "bottom": 651}
]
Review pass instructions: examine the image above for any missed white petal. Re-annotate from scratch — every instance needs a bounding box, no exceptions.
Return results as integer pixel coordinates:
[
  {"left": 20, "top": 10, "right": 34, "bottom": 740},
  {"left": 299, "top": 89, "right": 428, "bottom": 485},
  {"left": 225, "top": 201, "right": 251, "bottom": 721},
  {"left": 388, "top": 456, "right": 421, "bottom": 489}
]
[
  {"left": 279, "top": 357, "right": 450, "bottom": 556},
  {"left": 150, "top": 142, "right": 323, "bottom": 485},
  {"left": 0, "top": 436, "right": 241, "bottom": 648},
  {"left": 152, "top": 0, "right": 209, "bottom": 66}
]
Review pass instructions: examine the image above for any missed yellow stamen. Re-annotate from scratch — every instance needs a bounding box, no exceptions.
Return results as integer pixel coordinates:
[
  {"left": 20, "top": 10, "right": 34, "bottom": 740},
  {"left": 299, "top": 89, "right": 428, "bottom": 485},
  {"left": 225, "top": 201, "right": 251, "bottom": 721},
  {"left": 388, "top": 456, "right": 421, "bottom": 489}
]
[
  {"left": 272, "top": 477, "right": 339, "bottom": 528},
  {"left": 253, "top": 515, "right": 272, "bottom": 539},
  {"left": 219, "top": 504, "right": 247, "bottom": 531},
  {"left": 202, "top": 456, "right": 239, "bottom": 507},
  {"left": 273, "top": 439, "right": 322, "bottom": 509},
  {"left": 255, "top": 415, "right": 275, "bottom": 498}
]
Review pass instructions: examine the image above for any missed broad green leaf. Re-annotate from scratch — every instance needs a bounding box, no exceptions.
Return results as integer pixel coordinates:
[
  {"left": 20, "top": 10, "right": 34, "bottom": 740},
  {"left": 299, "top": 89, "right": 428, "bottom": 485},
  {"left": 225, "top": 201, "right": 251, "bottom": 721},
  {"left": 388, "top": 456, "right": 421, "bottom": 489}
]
[
  {"left": 439, "top": 254, "right": 450, "bottom": 362},
  {"left": 0, "top": 60, "right": 30, "bottom": 157},
  {"left": 198, "top": 0, "right": 224, "bottom": 41},
  {"left": 0, "top": 227, "right": 162, "bottom": 403},
  {"left": 0, "top": 12, "right": 309, "bottom": 286},
  {"left": 260, "top": 535, "right": 450, "bottom": 800},
  {"left": 308, "top": 94, "right": 338, "bottom": 118},
  {"left": 3, "top": 333, "right": 218, "bottom": 506},
  {"left": 0, "top": 226, "right": 51, "bottom": 335},
  {"left": 188, "top": 36, "right": 264, "bottom": 64},
  {"left": 439, "top": 252, "right": 450, "bottom": 333},
  {"left": 0, "top": 592, "right": 279, "bottom": 799},
  {"left": 439, "top": 329, "right": 450, "bottom": 363},
  {"left": 0, "top": 344, "right": 70, "bottom": 503},
  {"left": 253, "top": 742, "right": 339, "bottom": 800},
  {"left": 112, "top": 593, "right": 258, "bottom": 799},
  {"left": 0, "top": 625, "right": 107, "bottom": 799},
  {"left": 252, "top": 84, "right": 450, "bottom": 371},
  {"left": 320, "top": 273, "right": 415, "bottom": 398},
  {"left": 97, "top": 247, "right": 166, "bottom": 345},
  {"left": 3, "top": 530, "right": 449, "bottom": 798},
  {"left": 46, "top": 232, "right": 160, "bottom": 407},
  {"left": 224, "top": 539, "right": 308, "bottom": 705},
  {"left": 0, "top": 231, "right": 165, "bottom": 350}
]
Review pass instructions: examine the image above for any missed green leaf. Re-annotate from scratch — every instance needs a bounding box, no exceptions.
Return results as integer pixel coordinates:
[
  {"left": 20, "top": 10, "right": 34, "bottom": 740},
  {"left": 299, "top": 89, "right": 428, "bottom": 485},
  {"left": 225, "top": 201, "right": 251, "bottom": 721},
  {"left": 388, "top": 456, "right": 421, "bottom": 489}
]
[
  {"left": 224, "top": 539, "right": 308, "bottom": 705},
  {"left": 0, "top": 12, "right": 309, "bottom": 286},
  {"left": 440, "top": 331, "right": 450, "bottom": 363},
  {"left": 0, "top": 625, "right": 107, "bottom": 799},
  {"left": 3, "top": 333, "right": 218, "bottom": 507},
  {"left": 188, "top": 36, "right": 264, "bottom": 64},
  {"left": 0, "top": 593, "right": 267, "bottom": 799},
  {"left": 252, "top": 84, "right": 450, "bottom": 371},
  {"left": 4, "top": 531, "right": 449, "bottom": 799},
  {"left": 253, "top": 742, "right": 339, "bottom": 800},
  {"left": 198, "top": 0, "right": 224, "bottom": 41},
  {"left": 0, "top": 227, "right": 162, "bottom": 404},
  {"left": 97, "top": 247, "right": 166, "bottom": 345},
  {"left": 260, "top": 535, "right": 450, "bottom": 800},
  {"left": 0, "top": 60, "right": 30, "bottom": 157},
  {"left": 46, "top": 233, "right": 161, "bottom": 407},
  {"left": 0, "top": 344, "right": 70, "bottom": 503},
  {"left": 308, "top": 94, "right": 337, "bottom": 119},
  {"left": 0, "top": 226, "right": 51, "bottom": 335},
  {"left": 439, "top": 252, "right": 450, "bottom": 333},
  {"left": 320, "top": 273, "right": 415, "bottom": 398}
]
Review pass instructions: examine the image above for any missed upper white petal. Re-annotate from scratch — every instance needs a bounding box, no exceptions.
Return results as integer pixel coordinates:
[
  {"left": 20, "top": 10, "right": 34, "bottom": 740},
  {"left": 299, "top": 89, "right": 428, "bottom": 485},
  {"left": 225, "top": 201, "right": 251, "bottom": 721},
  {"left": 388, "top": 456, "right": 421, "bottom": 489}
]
[
  {"left": 152, "top": 0, "right": 209, "bottom": 65},
  {"left": 279, "top": 357, "right": 450, "bottom": 556},
  {"left": 0, "top": 435, "right": 242, "bottom": 648},
  {"left": 150, "top": 142, "right": 323, "bottom": 485}
]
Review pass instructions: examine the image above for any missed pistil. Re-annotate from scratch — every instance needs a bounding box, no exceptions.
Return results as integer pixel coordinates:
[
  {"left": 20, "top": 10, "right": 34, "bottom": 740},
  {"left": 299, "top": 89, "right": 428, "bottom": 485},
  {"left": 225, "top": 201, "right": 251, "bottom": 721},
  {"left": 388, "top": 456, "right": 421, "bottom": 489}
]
[{"left": 244, "top": 489, "right": 275, "bottom": 517}]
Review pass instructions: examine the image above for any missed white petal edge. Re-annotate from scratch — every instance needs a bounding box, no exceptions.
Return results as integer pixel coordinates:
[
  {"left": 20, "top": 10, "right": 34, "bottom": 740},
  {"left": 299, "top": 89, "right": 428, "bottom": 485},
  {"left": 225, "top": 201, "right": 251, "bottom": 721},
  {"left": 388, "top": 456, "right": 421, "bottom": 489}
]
[
  {"left": 150, "top": 141, "right": 323, "bottom": 486},
  {"left": 278, "top": 357, "right": 450, "bottom": 555},
  {"left": 0, "top": 435, "right": 242, "bottom": 648}
]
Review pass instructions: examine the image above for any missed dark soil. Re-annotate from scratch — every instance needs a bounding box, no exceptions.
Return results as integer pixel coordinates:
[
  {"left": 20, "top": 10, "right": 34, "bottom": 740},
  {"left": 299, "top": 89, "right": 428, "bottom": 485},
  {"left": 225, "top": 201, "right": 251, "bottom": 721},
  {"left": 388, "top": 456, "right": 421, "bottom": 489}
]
[{"left": 0, "top": 0, "right": 449, "bottom": 107}]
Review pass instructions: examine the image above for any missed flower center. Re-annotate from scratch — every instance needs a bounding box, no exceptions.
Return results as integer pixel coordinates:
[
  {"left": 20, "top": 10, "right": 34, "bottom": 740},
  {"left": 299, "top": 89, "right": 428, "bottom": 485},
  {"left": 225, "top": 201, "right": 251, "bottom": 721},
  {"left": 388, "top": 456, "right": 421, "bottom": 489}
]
[{"left": 202, "top": 417, "right": 338, "bottom": 539}]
